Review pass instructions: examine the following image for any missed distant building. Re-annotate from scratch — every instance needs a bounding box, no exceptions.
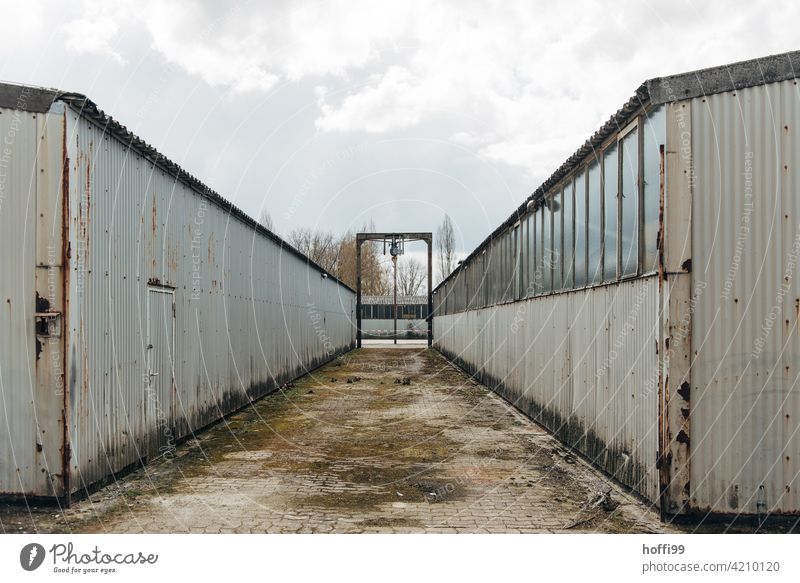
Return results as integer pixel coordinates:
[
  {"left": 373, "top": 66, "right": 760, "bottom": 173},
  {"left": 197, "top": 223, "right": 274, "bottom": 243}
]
[{"left": 360, "top": 295, "right": 428, "bottom": 338}]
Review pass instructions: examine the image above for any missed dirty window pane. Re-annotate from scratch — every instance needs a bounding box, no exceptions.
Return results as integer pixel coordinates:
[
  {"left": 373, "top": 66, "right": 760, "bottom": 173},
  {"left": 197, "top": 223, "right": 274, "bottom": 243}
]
[
  {"left": 534, "top": 208, "right": 544, "bottom": 294},
  {"left": 528, "top": 213, "right": 536, "bottom": 297},
  {"left": 588, "top": 160, "right": 603, "bottom": 284},
  {"left": 551, "top": 190, "right": 562, "bottom": 290},
  {"left": 643, "top": 106, "right": 665, "bottom": 273},
  {"left": 562, "top": 181, "right": 574, "bottom": 289},
  {"left": 503, "top": 231, "right": 514, "bottom": 301},
  {"left": 574, "top": 171, "right": 587, "bottom": 288},
  {"left": 490, "top": 239, "right": 501, "bottom": 304},
  {"left": 542, "top": 203, "right": 552, "bottom": 293},
  {"left": 620, "top": 128, "right": 639, "bottom": 277},
  {"left": 488, "top": 244, "right": 495, "bottom": 303},
  {"left": 505, "top": 231, "right": 512, "bottom": 301},
  {"left": 603, "top": 144, "right": 618, "bottom": 281},
  {"left": 524, "top": 214, "right": 532, "bottom": 297}
]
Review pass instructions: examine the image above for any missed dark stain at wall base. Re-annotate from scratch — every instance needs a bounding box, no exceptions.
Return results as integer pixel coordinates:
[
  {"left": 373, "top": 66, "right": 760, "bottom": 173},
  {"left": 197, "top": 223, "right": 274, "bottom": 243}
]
[{"left": 435, "top": 345, "right": 655, "bottom": 504}]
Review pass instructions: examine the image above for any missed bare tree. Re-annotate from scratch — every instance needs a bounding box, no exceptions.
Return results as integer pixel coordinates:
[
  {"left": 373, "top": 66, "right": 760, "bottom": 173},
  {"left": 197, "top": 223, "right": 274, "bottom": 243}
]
[
  {"left": 287, "top": 227, "right": 339, "bottom": 273},
  {"left": 335, "top": 221, "right": 389, "bottom": 295},
  {"left": 436, "top": 214, "right": 456, "bottom": 284},
  {"left": 396, "top": 257, "right": 425, "bottom": 296},
  {"left": 258, "top": 208, "right": 274, "bottom": 231},
  {"left": 285, "top": 221, "right": 390, "bottom": 294}
]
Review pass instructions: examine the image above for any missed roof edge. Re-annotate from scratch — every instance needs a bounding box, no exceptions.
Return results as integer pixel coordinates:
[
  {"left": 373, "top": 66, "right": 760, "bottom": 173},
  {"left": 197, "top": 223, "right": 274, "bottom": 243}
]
[
  {"left": 0, "top": 80, "right": 355, "bottom": 293},
  {"left": 0, "top": 82, "right": 58, "bottom": 113},
  {"left": 434, "top": 49, "right": 800, "bottom": 294},
  {"left": 647, "top": 49, "right": 800, "bottom": 105}
]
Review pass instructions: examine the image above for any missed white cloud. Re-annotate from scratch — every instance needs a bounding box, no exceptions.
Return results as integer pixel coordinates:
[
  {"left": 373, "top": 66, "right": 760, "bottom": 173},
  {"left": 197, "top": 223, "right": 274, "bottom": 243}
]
[
  {"left": 58, "top": 0, "right": 800, "bottom": 177},
  {"left": 60, "top": 4, "right": 130, "bottom": 64}
]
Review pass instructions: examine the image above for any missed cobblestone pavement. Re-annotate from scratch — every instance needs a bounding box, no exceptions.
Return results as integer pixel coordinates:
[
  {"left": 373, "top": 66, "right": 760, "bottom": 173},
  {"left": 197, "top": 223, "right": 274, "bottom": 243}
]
[{"left": 1, "top": 348, "right": 674, "bottom": 534}]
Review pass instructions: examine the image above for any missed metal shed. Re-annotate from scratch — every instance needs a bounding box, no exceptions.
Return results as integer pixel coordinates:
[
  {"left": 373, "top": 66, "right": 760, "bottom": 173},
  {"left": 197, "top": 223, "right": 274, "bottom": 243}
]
[
  {"left": 433, "top": 50, "right": 800, "bottom": 517},
  {"left": 0, "top": 83, "right": 356, "bottom": 502}
]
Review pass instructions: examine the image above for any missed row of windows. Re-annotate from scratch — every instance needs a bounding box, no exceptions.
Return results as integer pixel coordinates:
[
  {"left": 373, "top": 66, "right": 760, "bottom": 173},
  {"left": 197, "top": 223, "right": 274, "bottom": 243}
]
[
  {"left": 361, "top": 304, "right": 429, "bottom": 319},
  {"left": 436, "top": 106, "right": 665, "bottom": 315}
]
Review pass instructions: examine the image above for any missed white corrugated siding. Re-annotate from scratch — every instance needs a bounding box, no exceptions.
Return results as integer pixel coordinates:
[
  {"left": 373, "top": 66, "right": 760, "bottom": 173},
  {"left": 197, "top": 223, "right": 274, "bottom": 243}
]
[
  {"left": 690, "top": 79, "right": 800, "bottom": 514},
  {"left": 434, "top": 276, "right": 660, "bottom": 503},
  {"left": 0, "top": 109, "right": 39, "bottom": 495},
  {"left": 55, "top": 108, "right": 355, "bottom": 494}
]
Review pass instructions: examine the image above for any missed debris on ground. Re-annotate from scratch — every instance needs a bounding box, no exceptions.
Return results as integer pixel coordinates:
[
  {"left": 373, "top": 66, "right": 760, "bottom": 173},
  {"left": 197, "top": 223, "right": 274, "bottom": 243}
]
[
  {"left": 394, "top": 377, "right": 412, "bottom": 385},
  {"left": 346, "top": 376, "right": 362, "bottom": 384},
  {"left": 563, "top": 487, "right": 619, "bottom": 529}
]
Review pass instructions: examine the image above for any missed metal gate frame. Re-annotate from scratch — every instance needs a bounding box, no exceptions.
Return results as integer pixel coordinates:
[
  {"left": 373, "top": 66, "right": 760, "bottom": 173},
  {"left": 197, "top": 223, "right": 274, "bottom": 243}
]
[{"left": 355, "top": 232, "right": 433, "bottom": 347}]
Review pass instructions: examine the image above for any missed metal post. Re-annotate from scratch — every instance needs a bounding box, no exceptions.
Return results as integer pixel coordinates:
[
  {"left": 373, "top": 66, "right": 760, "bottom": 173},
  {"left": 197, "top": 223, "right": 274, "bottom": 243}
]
[
  {"left": 392, "top": 254, "right": 397, "bottom": 345},
  {"left": 356, "top": 239, "right": 362, "bottom": 348},
  {"left": 427, "top": 236, "right": 433, "bottom": 347}
]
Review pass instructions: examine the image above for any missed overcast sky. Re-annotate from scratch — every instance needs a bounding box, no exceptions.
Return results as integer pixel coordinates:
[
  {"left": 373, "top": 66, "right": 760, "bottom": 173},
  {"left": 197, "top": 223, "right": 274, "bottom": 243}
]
[{"left": 2, "top": 0, "right": 797, "bottom": 258}]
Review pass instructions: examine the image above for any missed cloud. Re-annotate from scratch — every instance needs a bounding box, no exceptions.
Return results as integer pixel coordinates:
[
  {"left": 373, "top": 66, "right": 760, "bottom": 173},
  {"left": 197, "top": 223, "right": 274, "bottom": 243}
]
[
  {"left": 61, "top": 18, "right": 126, "bottom": 64},
  {"left": 58, "top": 0, "right": 800, "bottom": 177}
]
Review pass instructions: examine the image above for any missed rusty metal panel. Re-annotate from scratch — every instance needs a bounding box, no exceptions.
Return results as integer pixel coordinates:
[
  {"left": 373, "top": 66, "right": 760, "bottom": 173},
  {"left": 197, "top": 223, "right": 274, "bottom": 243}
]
[
  {"left": 434, "top": 276, "right": 660, "bottom": 503},
  {"left": 34, "top": 104, "right": 69, "bottom": 499},
  {"left": 690, "top": 79, "right": 800, "bottom": 515},
  {"left": 51, "top": 102, "right": 356, "bottom": 495},
  {"left": 0, "top": 106, "right": 40, "bottom": 496},
  {"left": 658, "top": 100, "right": 694, "bottom": 515}
]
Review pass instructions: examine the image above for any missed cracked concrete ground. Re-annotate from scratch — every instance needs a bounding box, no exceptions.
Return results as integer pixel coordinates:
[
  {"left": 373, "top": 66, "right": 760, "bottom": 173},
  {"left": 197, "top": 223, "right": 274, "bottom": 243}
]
[{"left": 0, "top": 347, "right": 673, "bottom": 534}]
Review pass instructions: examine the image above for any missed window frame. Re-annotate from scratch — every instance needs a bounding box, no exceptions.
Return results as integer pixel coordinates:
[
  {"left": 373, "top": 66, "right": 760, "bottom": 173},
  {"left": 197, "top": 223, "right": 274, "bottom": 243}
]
[{"left": 616, "top": 118, "right": 640, "bottom": 280}]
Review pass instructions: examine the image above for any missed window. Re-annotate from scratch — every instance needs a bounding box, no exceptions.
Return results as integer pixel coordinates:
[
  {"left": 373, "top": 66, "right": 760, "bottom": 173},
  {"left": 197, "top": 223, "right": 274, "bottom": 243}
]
[
  {"left": 643, "top": 107, "right": 665, "bottom": 273},
  {"left": 505, "top": 232, "right": 512, "bottom": 301},
  {"left": 551, "top": 190, "right": 562, "bottom": 290},
  {"left": 620, "top": 127, "right": 639, "bottom": 278},
  {"left": 513, "top": 224, "right": 520, "bottom": 300},
  {"left": 574, "top": 171, "right": 587, "bottom": 287},
  {"left": 603, "top": 144, "right": 618, "bottom": 281},
  {"left": 528, "top": 213, "right": 536, "bottom": 297},
  {"left": 534, "top": 207, "right": 544, "bottom": 294},
  {"left": 562, "top": 180, "right": 574, "bottom": 289},
  {"left": 542, "top": 204, "right": 552, "bottom": 293},
  {"left": 483, "top": 250, "right": 489, "bottom": 306},
  {"left": 587, "top": 160, "right": 603, "bottom": 283}
]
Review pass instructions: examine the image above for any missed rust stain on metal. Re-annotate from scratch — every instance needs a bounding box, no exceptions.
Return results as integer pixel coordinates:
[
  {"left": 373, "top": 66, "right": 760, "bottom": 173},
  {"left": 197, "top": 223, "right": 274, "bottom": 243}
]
[
  {"left": 656, "top": 142, "right": 669, "bottom": 515},
  {"left": 61, "top": 112, "right": 71, "bottom": 505},
  {"left": 151, "top": 193, "right": 157, "bottom": 236}
]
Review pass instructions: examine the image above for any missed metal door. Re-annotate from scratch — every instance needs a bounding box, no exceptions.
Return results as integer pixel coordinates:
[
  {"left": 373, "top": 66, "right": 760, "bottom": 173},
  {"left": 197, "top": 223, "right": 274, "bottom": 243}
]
[{"left": 146, "top": 287, "right": 176, "bottom": 458}]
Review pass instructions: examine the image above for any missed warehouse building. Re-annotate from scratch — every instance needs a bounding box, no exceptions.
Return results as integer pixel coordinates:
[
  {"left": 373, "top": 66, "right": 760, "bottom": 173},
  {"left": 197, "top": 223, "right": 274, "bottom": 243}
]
[
  {"left": 433, "top": 50, "right": 800, "bottom": 517},
  {"left": 0, "top": 83, "right": 355, "bottom": 502}
]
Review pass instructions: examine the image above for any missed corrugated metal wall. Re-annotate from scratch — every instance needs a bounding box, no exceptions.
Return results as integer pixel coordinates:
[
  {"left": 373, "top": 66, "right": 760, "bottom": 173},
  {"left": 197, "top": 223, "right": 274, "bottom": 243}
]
[
  {"left": 690, "top": 79, "right": 800, "bottom": 515},
  {"left": 1, "top": 100, "right": 356, "bottom": 498},
  {"left": 0, "top": 108, "right": 39, "bottom": 496},
  {"left": 434, "top": 276, "right": 660, "bottom": 503}
]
